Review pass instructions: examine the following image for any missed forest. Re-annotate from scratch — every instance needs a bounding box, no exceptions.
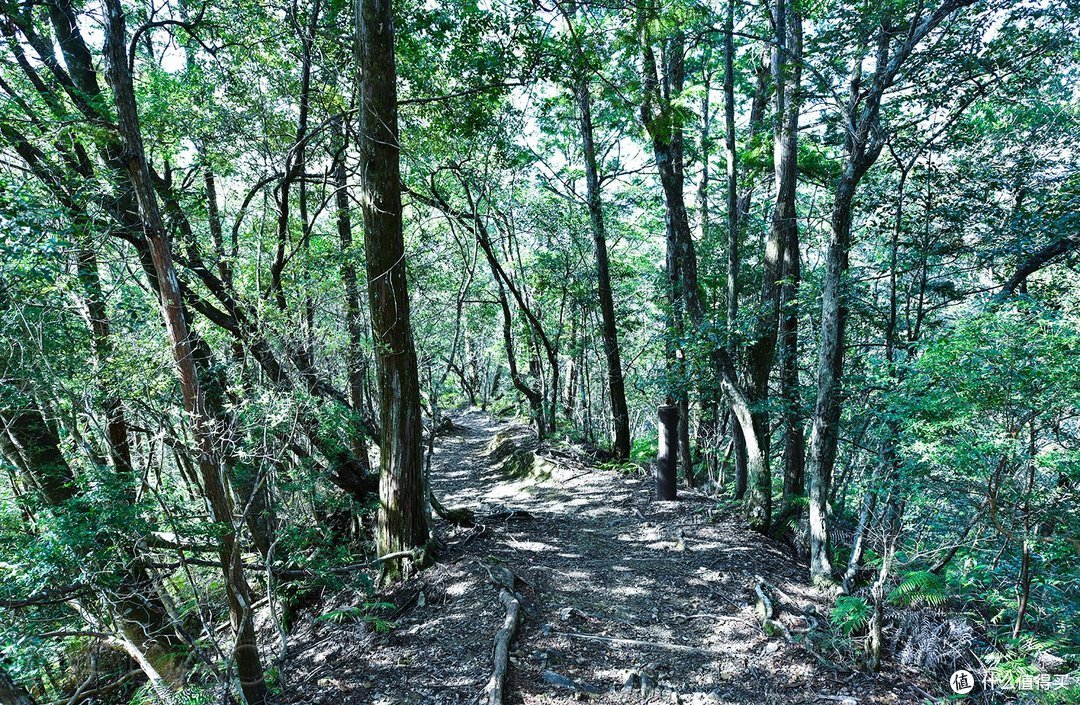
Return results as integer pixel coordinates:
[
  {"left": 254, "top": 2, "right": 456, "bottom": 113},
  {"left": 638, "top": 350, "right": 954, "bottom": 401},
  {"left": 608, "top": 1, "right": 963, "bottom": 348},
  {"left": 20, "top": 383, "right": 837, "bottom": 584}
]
[{"left": 0, "top": 0, "right": 1077, "bottom": 703}]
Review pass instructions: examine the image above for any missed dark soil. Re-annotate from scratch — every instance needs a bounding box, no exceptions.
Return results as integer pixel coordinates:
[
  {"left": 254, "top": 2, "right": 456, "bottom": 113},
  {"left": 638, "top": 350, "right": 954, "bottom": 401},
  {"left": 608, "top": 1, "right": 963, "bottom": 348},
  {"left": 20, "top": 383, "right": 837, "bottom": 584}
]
[{"left": 274, "top": 410, "right": 944, "bottom": 704}]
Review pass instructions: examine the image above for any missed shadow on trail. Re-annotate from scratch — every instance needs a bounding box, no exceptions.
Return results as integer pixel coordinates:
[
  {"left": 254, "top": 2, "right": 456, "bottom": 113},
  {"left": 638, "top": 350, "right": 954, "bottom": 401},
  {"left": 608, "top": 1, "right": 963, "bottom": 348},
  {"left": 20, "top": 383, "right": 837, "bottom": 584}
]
[{"left": 275, "top": 410, "right": 934, "bottom": 705}]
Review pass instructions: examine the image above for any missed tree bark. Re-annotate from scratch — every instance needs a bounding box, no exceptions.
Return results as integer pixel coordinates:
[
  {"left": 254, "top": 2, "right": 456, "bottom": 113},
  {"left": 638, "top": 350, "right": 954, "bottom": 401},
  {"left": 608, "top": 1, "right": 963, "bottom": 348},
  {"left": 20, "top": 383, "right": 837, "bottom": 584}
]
[
  {"left": 805, "top": 0, "right": 976, "bottom": 586},
  {"left": 722, "top": 0, "right": 738, "bottom": 341},
  {"left": 776, "top": 0, "right": 806, "bottom": 527},
  {"left": 575, "top": 77, "right": 631, "bottom": 460},
  {"left": 779, "top": 220, "right": 805, "bottom": 514},
  {"left": 0, "top": 666, "right": 36, "bottom": 705},
  {"left": 102, "top": 3, "right": 266, "bottom": 700},
  {"left": 333, "top": 119, "right": 374, "bottom": 474},
  {"left": 743, "top": 0, "right": 804, "bottom": 532},
  {"left": 807, "top": 173, "right": 857, "bottom": 584},
  {"left": 357, "top": 0, "right": 430, "bottom": 579}
]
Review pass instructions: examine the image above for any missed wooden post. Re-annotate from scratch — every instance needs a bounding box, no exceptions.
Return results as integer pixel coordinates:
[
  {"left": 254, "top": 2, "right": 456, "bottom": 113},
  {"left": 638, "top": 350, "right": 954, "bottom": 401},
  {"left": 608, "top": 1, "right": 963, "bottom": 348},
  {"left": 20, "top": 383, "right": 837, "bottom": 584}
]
[{"left": 656, "top": 404, "right": 679, "bottom": 500}]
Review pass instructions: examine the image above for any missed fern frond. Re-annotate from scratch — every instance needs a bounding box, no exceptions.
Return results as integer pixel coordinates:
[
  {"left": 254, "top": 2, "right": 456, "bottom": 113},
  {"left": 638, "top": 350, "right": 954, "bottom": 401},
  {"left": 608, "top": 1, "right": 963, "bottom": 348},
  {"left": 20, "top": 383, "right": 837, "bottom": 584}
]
[
  {"left": 830, "top": 595, "right": 872, "bottom": 635},
  {"left": 888, "top": 570, "right": 948, "bottom": 608}
]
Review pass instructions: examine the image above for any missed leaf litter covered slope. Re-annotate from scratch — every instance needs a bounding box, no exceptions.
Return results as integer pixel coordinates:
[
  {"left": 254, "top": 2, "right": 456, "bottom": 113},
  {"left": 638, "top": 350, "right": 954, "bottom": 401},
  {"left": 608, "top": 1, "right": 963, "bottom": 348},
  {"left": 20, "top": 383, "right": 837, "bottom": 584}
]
[{"left": 276, "top": 411, "right": 936, "bottom": 704}]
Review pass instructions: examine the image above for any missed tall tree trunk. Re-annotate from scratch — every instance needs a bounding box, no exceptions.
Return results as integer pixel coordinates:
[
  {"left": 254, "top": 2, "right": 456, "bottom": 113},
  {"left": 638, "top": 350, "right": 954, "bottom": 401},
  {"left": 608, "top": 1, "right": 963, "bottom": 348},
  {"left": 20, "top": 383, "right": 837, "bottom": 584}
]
[
  {"left": 742, "top": 0, "right": 802, "bottom": 531},
  {"left": 102, "top": 3, "right": 266, "bottom": 700},
  {"left": 779, "top": 220, "right": 805, "bottom": 514},
  {"left": 722, "top": 0, "right": 748, "bottom": 497},
  {"left": 642, "top": 17, "right": 765, "bottom": 498},
  {"left": 575, "top": 77, "right": 631, "bottom": 460},
  {"left": 642, "top": 26, "right": 694, "bottom": 483},
  {"left": 722, "top": 0, "right": 738, "bottom": 339},
  {"left": 357, "top": 0, "right": 430, "bottom": 578},
  {"left": 757, "top": 0, "right": 803, "bottom": 531},
  {"left": 806, "top": 174, "right": 856, "bottom": 584},
  {"left": 695, "top": 50, "right": 719, "bottom": 470},
  {"left": 333, "top": 119, "right": 374, "bottom": 474},
  {"left": 805, "top": 0, "right": 976, "bottom": 586}
]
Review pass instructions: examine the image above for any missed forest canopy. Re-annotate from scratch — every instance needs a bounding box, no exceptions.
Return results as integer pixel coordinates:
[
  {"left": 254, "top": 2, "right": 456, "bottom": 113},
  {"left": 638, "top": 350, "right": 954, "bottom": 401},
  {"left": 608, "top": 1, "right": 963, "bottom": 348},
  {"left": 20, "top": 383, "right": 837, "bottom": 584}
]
[{"left": 0, "top": 0, "right": 1077, "bottom": 703}]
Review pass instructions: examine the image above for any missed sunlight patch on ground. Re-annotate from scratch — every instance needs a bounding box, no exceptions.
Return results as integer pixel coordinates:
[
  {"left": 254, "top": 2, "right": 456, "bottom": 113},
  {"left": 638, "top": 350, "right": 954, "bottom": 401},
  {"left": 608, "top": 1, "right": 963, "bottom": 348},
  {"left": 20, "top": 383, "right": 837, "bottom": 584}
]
[
  {"left": 612, "top": 584, "right": 649, "bottom": 596},
  {"left": 506, "top": 538, "right": 559, "bottom": 552},
  {"left": 695, "top": 567, "right": 728, "bottom": 582},
  {"left": 482, "top": 479, "right": 543, "bottom": 502},
  {"left": 684, "top": 538, "right": 727, "bottom": 552},
  {"left": 638, "top": 539, "right": 681, "bottom": 551},
  {"left": 444, "top": 579, "right": 475, "bottom": 597}
]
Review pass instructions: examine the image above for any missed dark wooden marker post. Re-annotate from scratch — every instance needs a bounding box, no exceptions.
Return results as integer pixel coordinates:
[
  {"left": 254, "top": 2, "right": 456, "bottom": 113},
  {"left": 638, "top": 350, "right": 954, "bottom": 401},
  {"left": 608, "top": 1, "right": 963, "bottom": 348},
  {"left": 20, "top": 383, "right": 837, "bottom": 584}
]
[{"left": 656, "top": 404, "right": 679, "bottom": 500}]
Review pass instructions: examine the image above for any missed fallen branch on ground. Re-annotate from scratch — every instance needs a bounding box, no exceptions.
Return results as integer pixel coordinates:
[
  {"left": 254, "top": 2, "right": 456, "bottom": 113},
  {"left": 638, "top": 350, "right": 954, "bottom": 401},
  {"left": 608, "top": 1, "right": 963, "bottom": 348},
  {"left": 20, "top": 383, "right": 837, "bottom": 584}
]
[
  {"left": 754, "top": 578, "right": 773, "bottom": 620},
  {"left": 483, "top": 570, "right": 522, "bottom": 705}
]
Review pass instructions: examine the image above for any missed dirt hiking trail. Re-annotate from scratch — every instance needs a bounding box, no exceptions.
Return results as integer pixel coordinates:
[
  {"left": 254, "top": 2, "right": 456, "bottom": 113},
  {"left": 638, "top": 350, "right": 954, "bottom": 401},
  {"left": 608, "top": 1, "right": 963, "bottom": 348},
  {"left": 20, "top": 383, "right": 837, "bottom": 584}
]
[{"left": 276, "top": 410, "right": 938, "bottom": 705}]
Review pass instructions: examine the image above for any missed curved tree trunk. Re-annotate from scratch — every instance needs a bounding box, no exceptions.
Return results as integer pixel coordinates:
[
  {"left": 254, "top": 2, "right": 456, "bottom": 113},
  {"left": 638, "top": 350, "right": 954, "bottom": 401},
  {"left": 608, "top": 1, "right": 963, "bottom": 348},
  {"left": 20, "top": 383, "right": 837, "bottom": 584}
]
[
  {"left": 747, "top": 0, "right": 803, "bottom": 531},
  {"left": 102, "top": 3, "right": 266, "bottom": 700},
  {"left": 805, "top": 0, "right": 976, "bottom": 586}
]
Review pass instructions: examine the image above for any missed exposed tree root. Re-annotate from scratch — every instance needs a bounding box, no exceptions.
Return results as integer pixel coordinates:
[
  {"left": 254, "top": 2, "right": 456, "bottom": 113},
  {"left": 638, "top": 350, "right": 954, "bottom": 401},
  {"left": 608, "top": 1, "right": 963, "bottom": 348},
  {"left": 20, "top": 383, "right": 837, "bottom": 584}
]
[
  {"left": 755, "top": 577, "right": 788, "bottom": 637},
  {"left": 429, "top": 491, "right": 476, "bottom": 527},
  {"left": 483, "top": 568, "right": 521, "bottom": 705}
]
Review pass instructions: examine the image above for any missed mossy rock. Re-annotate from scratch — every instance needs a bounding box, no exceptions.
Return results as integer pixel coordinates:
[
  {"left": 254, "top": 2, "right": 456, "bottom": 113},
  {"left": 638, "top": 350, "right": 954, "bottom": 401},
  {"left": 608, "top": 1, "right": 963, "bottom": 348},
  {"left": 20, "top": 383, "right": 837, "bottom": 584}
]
[
  {"left": 487, "top": 431, "right": 521, "bottom": 461},
  {"left": 501, "top": 448, "right": 537, "bottom": 478},
  {"left": 495, "top": 448, "right": 557, "bottom": 483}
]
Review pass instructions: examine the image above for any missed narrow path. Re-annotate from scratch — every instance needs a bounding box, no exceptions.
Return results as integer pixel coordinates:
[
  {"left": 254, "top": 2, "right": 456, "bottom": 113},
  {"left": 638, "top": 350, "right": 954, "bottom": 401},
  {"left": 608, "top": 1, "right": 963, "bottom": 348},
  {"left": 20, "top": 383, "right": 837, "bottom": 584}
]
[{"left": 278, "top": 411, "right": 930, "bottom": 704}]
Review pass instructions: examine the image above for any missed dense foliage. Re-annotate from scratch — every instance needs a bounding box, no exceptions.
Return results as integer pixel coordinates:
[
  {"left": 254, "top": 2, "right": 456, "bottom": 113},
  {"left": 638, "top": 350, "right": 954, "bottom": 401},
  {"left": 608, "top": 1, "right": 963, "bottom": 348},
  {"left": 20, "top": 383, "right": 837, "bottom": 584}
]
[{"left": 0, "top": 0, "right": 1076, "bottom": 702}]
